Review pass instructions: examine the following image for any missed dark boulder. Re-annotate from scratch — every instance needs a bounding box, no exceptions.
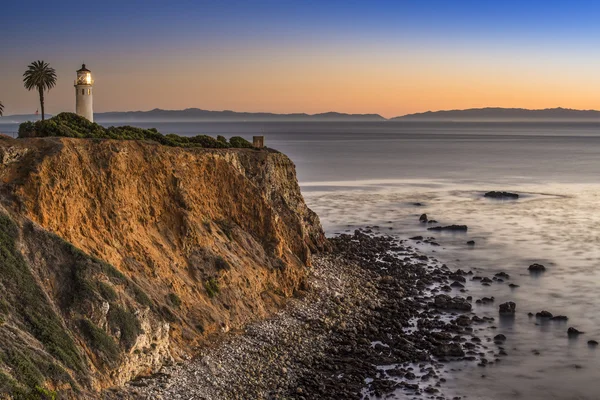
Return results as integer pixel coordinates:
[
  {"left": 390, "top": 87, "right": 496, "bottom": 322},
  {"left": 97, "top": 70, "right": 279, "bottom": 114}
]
[
  {"left": 550, "top": 315, "right": 568, "bottom": 321},
  {"left": 588, "top": 340, "right": 598, "bottom": 346},
  {"left": 450, "top": 281, "right": 465, "bottom": 288},
  {"left": 419, "top": 214, "right": 428, "bottom": 222},
  {"left": 568, "top": 327, "right": 583, "bottom": 336},
  {"left": 432, "top": 343, "right": 465, "bottom": 358},
  {"left": 494, "top": 334, "right": 507, "bottom": 342},
  {"left": 484, "top": 191, "right": 519, "bottom": 199},
  {"left": 495, "top": 272, "right": 510, "bottom": 279},
  {"left": 509, "top": 283, "right": 520, "bottom": 288},
  {"left": 433, "top": 294, "right": 472, "bottom": 311},
  {"left": 528, "top": 263, "right": 546, "bottom": 272},
  {"left": 410, "top": 236, "right": 424, "bottom": 241},
  {"left": 499, "top": 302, "right": 516, "bottom": 314},
  {"left": 536, "top": 311, "right": 553, "bottom": 318},
  {"left": 467, "top": 240, "right": 475, "bottom": 246}
]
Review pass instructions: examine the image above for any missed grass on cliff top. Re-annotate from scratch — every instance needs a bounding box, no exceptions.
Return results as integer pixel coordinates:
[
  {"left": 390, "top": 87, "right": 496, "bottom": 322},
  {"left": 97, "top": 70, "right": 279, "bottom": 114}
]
[{"left": 18, "top": 112, "right": 254, "bottom": 149}]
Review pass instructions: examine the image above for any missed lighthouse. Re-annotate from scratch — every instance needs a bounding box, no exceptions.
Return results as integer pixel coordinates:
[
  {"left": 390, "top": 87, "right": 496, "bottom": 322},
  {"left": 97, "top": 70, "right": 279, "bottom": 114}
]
[{"left": 74, "top": 64, "right": 94, "bottom": 122}]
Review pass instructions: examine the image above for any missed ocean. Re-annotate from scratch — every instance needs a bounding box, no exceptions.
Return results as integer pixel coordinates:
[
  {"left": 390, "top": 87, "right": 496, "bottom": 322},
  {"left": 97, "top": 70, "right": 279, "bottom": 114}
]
[{"left": 2, "top": 120, "right": 600, "bottom": 398}]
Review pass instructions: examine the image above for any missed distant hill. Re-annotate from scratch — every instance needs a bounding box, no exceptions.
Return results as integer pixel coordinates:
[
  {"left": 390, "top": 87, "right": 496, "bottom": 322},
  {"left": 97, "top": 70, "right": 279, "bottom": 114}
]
[
  {"left": 393, "top": 107, "right": 600, "bottom": 121},
  {"left": 94, "top": 108, "right": 386, "bottom": 122}
]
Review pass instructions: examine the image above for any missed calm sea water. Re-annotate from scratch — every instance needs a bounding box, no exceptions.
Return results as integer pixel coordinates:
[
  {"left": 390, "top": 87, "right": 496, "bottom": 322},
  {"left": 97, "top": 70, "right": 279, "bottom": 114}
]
[{"left": 2, "top": 120, "right": 600, "bottom": 398}]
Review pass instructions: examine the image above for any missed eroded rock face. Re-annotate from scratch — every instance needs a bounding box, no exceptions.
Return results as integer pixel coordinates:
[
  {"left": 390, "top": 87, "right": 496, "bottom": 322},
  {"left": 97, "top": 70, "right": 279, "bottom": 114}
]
[{"left": 0, "top": 136, "right": 328, "bottom": 396}]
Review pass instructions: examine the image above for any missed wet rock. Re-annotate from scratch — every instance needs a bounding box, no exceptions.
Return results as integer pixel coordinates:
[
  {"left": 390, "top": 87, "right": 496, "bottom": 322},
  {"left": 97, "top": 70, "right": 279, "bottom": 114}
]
[
  {"left": 433, "top": 294, "right": 472, "bottom": 311},
  {"left": 428, "top": 225, "right": 468, "bottom": 232},
  {"left": 494, "top": 272, "right": 510, "bottom": 279},
  {"left": 410, "top": 236, "right": 424, "bottom": 241},
  {"left": 499, "top": 302, "right": 516, "bottom": 315},
  {"left": 450, "top": 281, "right": 465, "bottom": 288},
  {"left": 432, "top": 343, "right": 465, "bottom": 358},
  {"left": 494, "top": 334, "right": 507, "bottom": 342},
  {"left": 588, "top": 340, "right": 598, "bottom": 346},
  {"left": 484, "top": 191, "right": 519, "bottom": 199},
  {"left": 508, "top": 283, "right": 520, "bottom": 288},
  {"left": 568, "top": 327, "right": 583, "bottom": 336},
  {"left": 466, "top": 240, "right": 475, "bottom": 246},
  {"left": 536, "top": 311, "right": 553, "bottom": 318},
  {"left": 528, "top": 263, "right": 546, "bottom": 273},
  {"left": 550, "top": 315, "right": 568, "bottom": 321},
  {"left": 481, "top": 277, "right": 493, "bottom": 283},
  {"left": 419, "top": 214, "right": 428, "bottom": 223}
]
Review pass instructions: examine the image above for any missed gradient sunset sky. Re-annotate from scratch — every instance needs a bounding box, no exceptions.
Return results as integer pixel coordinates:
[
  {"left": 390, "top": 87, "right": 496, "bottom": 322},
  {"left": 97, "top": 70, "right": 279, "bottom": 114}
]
[{"left": 2, "top": 0, "right": 600, "bottom": 117}]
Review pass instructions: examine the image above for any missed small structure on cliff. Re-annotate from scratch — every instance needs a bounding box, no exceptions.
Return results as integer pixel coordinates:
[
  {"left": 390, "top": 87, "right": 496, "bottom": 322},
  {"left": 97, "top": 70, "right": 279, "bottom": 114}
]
[
  {"left": 74, "top": 64, "right": 94, "bottom": 122},
  {"left": 253, "top": 136, "right": 265, "bottom": 148}
]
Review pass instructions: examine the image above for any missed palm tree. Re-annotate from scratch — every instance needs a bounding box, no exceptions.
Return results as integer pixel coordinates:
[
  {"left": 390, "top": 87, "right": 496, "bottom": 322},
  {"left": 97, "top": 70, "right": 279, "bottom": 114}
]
[
  {"left": 23, "top": 60, "right": 57, "bottom": 121},
  {"left": 0, "top": 101, "right": 3, "bottom": 117}
]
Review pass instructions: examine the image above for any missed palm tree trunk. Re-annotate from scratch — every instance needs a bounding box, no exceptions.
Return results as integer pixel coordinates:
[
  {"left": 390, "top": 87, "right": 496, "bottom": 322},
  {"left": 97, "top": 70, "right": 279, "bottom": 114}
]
[{"left": 39, "top": 87, "right": 45, "bottom": 121}]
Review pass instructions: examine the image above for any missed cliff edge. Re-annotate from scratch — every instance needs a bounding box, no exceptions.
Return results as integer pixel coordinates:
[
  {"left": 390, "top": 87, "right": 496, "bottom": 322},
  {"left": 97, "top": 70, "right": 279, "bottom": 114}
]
[{"left": 0, "top": 136, "right": 327, "bottom": 398}]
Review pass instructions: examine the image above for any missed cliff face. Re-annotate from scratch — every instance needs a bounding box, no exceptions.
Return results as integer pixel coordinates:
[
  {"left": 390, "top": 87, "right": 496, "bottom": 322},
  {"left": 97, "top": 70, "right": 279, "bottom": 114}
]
[{"left": 0, "top": 136, "right": 327, "bottom": 397}]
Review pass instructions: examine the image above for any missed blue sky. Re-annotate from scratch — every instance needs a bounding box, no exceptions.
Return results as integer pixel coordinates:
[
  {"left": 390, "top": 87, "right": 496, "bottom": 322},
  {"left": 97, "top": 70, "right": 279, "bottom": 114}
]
[{"left": 2, "top": 0, "right": 600, "bottom": 116}]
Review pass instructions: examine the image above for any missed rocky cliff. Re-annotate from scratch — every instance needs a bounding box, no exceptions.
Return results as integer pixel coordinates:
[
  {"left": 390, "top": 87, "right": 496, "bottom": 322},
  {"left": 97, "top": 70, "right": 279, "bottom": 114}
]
[{"left": 0, "top": 136, "right": 327, "bottom": 398}]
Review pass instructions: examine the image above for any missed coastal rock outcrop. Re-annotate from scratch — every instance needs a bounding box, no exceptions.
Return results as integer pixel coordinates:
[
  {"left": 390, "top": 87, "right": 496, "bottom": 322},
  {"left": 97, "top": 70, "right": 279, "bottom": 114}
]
[
  {"left": 499, "top": 302, "right": 516, "bottom": 314},
  {"left": 484, "top": 191, "right": 519, "bottom": 199},
  {"left": 0, "top": 136, "right": 328, "bottom": 397}
]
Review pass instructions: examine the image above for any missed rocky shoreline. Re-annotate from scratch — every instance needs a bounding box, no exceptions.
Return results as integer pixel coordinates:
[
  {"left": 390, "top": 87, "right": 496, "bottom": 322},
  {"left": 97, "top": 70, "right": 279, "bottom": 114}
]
[{"left": 114, "top": 230, "right": 504, "bottom": 400}]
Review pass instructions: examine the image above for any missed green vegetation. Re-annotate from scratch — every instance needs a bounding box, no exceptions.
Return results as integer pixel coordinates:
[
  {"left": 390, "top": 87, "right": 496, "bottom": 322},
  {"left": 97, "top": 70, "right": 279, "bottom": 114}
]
[
  {"left": 0, "top": 215, "right": 83, "bottom": 374},
  {"left": 132, "top": 284, "right": 153, "bottom": 308},
  {"left": 97, "top": 282, "right": 118, "bottom": 301},
  {"left": 22, "top": 60, "right": 57, "bottom": 121},
  {"left": 215, "top": 256, "right": 231, "bottom": 271},
  {"left": 204, "top": 278, "right": 220, "bottom": 298},
  {"left": 19, "top": 112, "right": 255, "bottom": 149},
  {"left": 216, "top": 219, "right": 234, "bottom": 240},
  {"left": 78, "top": 319, "right": 120, "bottom": 367},
  {"left": 167, "top": 292, "right": 182, "bottom": 308},
  {"left": 107, "top": 305, "right": 141, "bottom": 350}
]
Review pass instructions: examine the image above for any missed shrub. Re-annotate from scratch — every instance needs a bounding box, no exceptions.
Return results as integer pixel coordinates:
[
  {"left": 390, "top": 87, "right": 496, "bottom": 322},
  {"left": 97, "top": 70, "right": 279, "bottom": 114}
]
[
  {"left": 97, "top": 282, "right": 118, "bottom": 301},
  {"left": 17, "top": 113, "right": 261, "bottom": 151},
  {"left": 216, "top": 219, "right": 234, "bottom": 240},
  {"left": 204, "top": 278, "right": 220, "bottom": 298},
  {"left": 167, "top": 293, "right": 182, "bottom": 308},
  {"left": 229, "top": 136, "right": 253, "bottom": 148},
  {"left": 131, "top": 284, "right": 153, "bottom": 308},
  {"left": 107, "top": 305, "right": 141, "bottom": 350},
  {"left": 78, "top": 319, "right": 120, "bottom": 367},
  {"left": 215, "top": 256, "right": 231, "bottom": 271}
]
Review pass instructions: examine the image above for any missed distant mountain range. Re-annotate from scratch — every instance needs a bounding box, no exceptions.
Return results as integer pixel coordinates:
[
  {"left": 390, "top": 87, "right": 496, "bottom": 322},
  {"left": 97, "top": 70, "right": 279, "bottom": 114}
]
[
  {"left": 3, "top": 107, "right": 600, "bottom": 124},
  {"left": 393, "top": 107, "right": 600, "bottom": 121},
  {"left": 94, "top": 108, "right": 386, "bottom": 122}
]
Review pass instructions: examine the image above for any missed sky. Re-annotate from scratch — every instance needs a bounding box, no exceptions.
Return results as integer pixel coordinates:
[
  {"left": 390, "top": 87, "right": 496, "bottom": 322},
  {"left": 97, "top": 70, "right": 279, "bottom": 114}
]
[{"left": 1, "top": 0, "right": 600, "bottom": 117}]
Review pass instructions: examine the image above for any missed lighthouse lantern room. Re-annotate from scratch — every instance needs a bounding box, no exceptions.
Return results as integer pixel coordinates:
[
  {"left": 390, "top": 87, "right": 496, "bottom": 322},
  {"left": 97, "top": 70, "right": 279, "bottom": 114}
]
[{"left": 74, "top": 64, "right": 94, "bottom": 122}]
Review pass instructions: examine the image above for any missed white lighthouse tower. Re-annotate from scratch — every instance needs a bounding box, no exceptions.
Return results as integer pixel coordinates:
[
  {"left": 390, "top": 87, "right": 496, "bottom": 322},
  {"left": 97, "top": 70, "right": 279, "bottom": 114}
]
[{"left": 74, "top": 64, "right": 94, "bottom": 122}]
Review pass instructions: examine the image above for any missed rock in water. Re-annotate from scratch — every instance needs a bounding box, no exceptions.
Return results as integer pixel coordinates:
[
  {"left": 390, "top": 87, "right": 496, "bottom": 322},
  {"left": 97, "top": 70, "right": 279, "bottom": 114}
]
[
  {"left": 568, "top": 327, "right": 584, "bottom": 336},
  {"left": 419, "top": 213, "right": 428, "bottom": 222},
  {"left": 536, "top": 311, "right": 553, "bottom": 318},
  {"left": 467, "top": 240, "right": 475, "bottom": 246},
  {"left": 427, "top": 225, "right": 468, "bottom": 232},
  {"left": 499, "top": 302, "right": 516, "bottom": 314},
  {"left": 528, "top": 263, "right": 546, "bottom": 272},
  {"left": 494, "top": 334, "right": 507, "bottom": 342},
  {"left": 550, "top": 315, "right": 568, "bottom": 321},
  {"left": 484, "top": 191, "right": 519, "bottom": 199},
  {"left": 588, "top": 340, "right": 598, "bottom": 346},
  {"left": 433, "top": 294, "right": 472, "bottom": 311}
]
